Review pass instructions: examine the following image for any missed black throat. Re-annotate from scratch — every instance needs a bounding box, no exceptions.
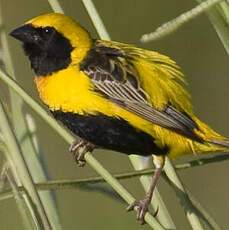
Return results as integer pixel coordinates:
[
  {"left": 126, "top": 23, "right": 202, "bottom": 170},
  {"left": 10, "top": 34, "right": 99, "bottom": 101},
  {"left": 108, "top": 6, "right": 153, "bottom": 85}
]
[{"left": 22, "top": 26, "right": 74, "bottom": 76}]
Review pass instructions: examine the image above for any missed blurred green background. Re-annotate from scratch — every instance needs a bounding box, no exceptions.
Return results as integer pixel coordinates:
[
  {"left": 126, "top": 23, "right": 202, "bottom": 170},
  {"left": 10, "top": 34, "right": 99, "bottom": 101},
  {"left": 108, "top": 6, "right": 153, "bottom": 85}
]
[{"left": 1, "top": 0, "right": 229, "bottom": 229}]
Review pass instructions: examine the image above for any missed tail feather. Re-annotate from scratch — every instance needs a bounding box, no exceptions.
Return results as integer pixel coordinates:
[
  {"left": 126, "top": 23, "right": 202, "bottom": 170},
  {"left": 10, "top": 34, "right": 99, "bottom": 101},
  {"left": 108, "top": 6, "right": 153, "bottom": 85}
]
[{"left": 208, "top": 139, "right": 229, "bottom": 148}]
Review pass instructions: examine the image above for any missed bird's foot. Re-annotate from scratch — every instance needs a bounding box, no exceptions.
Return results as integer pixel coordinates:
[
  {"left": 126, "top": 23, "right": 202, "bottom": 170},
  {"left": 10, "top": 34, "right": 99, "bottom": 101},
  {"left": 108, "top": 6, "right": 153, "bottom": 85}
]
[
  {"left": 127, "top": 198, "right": 158, "bottom": 225},
  {"left": 69, "top": 139, "right": 95, "bottom": 167}
]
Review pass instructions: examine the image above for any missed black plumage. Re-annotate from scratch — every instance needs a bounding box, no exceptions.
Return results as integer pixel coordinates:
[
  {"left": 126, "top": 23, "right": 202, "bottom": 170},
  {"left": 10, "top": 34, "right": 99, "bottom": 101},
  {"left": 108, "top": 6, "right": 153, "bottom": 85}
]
[{"left": 52, "top": 111, "right": 168, "bottom": 156}]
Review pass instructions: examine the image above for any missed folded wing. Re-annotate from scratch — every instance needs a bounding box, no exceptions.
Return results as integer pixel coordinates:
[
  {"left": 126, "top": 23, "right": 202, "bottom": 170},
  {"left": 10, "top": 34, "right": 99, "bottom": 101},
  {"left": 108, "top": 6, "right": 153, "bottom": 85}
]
[{"left": 80, "top": 41, "right": 203, "bottom": 142}]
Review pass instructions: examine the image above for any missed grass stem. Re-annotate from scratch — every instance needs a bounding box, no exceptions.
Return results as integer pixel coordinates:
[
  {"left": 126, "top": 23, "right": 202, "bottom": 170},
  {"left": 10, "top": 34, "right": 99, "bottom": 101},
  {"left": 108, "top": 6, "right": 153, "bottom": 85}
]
[{"left": 141, "top": 0, "right": 224, "bottom": 42}]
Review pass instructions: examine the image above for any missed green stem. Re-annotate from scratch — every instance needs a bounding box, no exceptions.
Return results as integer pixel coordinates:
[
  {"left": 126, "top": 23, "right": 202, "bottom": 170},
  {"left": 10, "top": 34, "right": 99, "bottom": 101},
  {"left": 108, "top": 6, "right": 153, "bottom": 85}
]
[
  {"left": 163, "top": 174, "right": 222, "bottom": 229},
  {"left": 0, "top": 153, "right": 228, "bottom": 200},
  {"left": 5, "top": 169, "right": 37, "bottom": 230},
  {"left": 164, "top": 158, "right": 204, "bottom": 229},
  {"left": 186, "top": 188, "right": 222, "bottom": 230},
  {"left": 81, "top": 0, "right": 111, "bottom": 39},
  {"left": 0, "top": 100, "right": 51, "bottom": 229},
  {"left": 0, "top": 166, "right": 165, "bottom": 229},
  {"left": 140, "top": 0, "right": 224, "bottom": 42},
  {"left": 84, "top": 154, "right": 165, "bottom": 229},
  {"left": 1, "top": 160, "right": 222, "bottom": 229},
  {"left": 196, "top": 0, "right": 229, "bottom": 55},
  {"left": 46, "top": 0, "right": 64, "bottom": 13}
]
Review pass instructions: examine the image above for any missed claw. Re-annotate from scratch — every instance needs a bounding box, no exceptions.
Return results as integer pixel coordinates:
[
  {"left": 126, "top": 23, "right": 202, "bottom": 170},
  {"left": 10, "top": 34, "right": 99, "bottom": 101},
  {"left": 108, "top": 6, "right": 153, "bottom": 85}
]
[
  {"left": 126, "top": 156, "right": 164, "bottom": 224},
  {"left": 127, "top": 199, "right": 159, "bottom": 224},
  {"left": 69, "top": 140, "right": 84, "bottom": 152},
  {"left": 127, "top": 198, "right": 151, "bottom": 225},
  {"left": 69, "top": 139, "right": 95, "bottom": 167}
]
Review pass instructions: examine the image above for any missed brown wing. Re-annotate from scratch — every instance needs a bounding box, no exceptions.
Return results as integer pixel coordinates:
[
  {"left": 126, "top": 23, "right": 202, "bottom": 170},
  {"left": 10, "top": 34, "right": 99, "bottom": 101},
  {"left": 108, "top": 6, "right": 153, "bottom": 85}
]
[{"left": 80, "top": 41, "right": 202, "bottom": 142}]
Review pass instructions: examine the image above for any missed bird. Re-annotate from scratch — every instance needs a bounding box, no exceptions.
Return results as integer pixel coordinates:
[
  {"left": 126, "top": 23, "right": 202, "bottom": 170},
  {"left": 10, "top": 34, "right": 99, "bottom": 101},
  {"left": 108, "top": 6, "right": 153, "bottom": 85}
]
[{"left": 10, "top": 12, "right": 229, "bottom": 224}]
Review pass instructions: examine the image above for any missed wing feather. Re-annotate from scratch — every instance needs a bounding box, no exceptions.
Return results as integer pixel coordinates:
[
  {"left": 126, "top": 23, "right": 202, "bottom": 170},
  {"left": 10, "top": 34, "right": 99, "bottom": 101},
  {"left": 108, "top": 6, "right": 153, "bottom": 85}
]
[{"left": 80, "top": 40, "right": 202, "bottom": 142}]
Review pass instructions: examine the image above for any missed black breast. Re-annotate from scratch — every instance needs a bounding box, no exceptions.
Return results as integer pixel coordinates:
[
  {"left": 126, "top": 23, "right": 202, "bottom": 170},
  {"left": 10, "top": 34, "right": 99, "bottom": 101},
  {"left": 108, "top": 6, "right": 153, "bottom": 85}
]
[{"left": 51, "top": 111, "right": 168, "bottom": 156}]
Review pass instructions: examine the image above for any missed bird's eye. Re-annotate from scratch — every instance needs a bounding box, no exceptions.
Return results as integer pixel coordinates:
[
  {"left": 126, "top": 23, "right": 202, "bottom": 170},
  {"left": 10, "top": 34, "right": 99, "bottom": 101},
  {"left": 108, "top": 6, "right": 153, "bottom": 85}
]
[{"left": 44, "top": 27, "right": 52, "bottom": 34}]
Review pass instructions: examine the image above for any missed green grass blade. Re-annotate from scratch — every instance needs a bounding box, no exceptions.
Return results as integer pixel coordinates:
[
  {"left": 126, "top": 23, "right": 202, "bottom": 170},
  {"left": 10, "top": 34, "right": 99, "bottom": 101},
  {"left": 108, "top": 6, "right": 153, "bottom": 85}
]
[
  {"left": 0, "top": 148, "right": 37, "bottom": 230},
  {"left": 141, "top": 0, "right": 224, "bottom": 42},
  {"left": 164, "top": 158, "right": 204, "bottom": 229},
  {"left": 0, "top": 100, "right": 52, "bottom": 229},
  {"left": 196, "top": 0, "right": 229, "bottom": 54}
]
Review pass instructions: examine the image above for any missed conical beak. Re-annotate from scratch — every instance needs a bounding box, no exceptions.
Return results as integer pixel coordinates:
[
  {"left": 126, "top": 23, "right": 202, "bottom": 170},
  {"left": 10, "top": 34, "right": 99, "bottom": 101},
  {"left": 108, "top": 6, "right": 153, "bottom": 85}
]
[{"left": 10, "top": 24, "right": 40, "bottom": 43}]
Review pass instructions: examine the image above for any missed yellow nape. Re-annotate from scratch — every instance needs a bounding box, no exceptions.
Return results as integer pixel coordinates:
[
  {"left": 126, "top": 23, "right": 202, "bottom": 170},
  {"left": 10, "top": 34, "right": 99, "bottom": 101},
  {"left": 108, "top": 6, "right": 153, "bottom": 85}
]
[{"left": 26, "top": 13, "right": 92, "bottom": 64}]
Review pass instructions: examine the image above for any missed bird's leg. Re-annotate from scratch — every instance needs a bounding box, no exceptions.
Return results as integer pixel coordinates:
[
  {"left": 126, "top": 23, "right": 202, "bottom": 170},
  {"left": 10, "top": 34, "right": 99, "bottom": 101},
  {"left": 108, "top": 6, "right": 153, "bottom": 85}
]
[
  {"left": 69, "top": 138, "right": 96, "bottom": 167},
  {"left": 127, "top": 155, "right": 165, "bottom": 224}
]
